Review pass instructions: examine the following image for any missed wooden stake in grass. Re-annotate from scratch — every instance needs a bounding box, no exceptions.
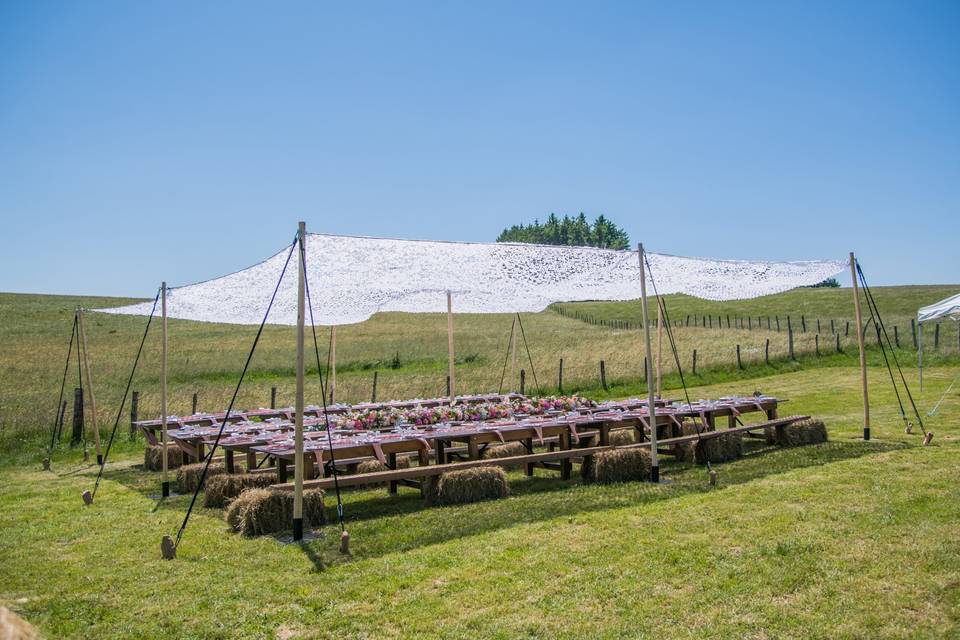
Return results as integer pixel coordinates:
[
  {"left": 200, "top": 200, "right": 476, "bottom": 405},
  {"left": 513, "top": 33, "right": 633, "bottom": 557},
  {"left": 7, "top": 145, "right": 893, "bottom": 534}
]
[
  {"left": 161, "top": 283, "right": 170, "bottom": 498},
  {"left": 637, "top": 243, "right": 659, "bottom": 483},
  {"left": 446, "top": 291, "right": 455, "bottom": 402},
  {"left": 850, "top": 252, "right": 870, "bottom": 441},
  {"left": 293, "top": 222, "right": 306, "bottom": 542},
  {"left": 77, "top": 309, "right": 103, "bottom": 465}
]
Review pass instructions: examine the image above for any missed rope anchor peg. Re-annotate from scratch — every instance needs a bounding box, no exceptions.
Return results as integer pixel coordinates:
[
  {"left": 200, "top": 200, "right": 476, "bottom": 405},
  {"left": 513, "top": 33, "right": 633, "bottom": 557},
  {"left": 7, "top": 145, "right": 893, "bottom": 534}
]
[
  {"left": 709, "top": 469, "right": 718, "bottom": 487},
  {"left": 923, "top": 431, "right": 934, "bottom": 446},
  {"left": 161, "top": 535, "right": 176, "bottom": 560},
  {"left": 905, "top": 422, "right": 913, "bottom": 434},
  {"left": 339, "top": 530, "right": 351, "bottom": 555},
  {"left": 81, "top": 490, "right": 93, "bottom": 505}
]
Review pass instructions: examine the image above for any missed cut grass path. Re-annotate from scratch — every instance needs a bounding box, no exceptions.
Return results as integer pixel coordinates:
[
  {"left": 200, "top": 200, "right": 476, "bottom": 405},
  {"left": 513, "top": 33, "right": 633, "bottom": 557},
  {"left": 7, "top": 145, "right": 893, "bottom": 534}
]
[{"left": 1, "top": 366, "right": 959, "bottom": 638}]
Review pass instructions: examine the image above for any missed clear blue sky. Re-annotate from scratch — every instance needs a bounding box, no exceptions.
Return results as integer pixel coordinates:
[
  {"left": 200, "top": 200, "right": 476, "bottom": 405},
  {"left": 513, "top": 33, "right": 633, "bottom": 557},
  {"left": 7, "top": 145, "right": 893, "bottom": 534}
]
[{"left": 1, "top": 1, "right": 957, "bottom": 296}]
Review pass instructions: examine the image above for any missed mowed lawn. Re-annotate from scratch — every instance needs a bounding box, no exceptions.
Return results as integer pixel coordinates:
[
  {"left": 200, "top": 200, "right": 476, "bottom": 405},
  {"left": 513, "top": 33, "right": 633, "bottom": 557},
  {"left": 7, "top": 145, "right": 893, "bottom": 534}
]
[{"left": 1, "top": 365, "right": 958, "bottom": 639}]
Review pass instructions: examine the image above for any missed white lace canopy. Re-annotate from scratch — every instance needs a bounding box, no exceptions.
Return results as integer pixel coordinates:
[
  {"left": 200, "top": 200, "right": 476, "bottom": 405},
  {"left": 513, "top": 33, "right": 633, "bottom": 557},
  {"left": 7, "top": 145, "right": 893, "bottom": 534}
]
[{"left": 99, "top": 233, "right": 848, "bottom": 326}]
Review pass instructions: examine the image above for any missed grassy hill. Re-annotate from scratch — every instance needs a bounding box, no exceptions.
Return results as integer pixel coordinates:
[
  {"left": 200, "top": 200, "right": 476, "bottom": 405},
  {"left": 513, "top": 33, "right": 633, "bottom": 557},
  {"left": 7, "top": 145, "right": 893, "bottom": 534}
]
[{"left": 1, "top": 286, "right": 958, "bottom": 455}]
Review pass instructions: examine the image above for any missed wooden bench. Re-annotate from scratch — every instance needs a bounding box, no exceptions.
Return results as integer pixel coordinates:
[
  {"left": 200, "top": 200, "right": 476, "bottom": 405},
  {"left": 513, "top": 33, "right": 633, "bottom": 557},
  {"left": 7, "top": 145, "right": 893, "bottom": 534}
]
[{"left": 272, "top": 415, "right": 808, "bottom": 492}]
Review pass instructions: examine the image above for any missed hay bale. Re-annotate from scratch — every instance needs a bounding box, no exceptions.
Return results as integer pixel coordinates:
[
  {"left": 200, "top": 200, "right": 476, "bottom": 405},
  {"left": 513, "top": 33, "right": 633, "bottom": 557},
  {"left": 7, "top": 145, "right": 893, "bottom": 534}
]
[
  {"left": 775, "top": 418, "right": 828, "bottom": 447},
  {"left": 176, "top": 462, "right": 229, "bottom": 494},
  {"left": 0, "top": 606, "right": 39, "bottom": 640},
  {"left": 694, "top": 432, "right": 744, "bottom": 464},
  {"left": 480, "top": 441, "right": 528, "bottom": 470},
  {"left": 581, "top": 447, "right": 651, "bottom": 484},
  {"left": 203, "top": 472, "right": 278, "bottom": 508},
  {"left": 423, "top": 467, "right": 510, "bottom": 506},
  {"left": 670, "top": 421, "right": 703, "bottom": 463},
  {"left": 225, "top": 488, "right": 325, "bottom": 536},
  {"left": 355, "top": 457, "right": 411, "bottom": 487},
  {"left": 608, "top": 429, "right": 637, "bottom": 446},
  {"left": 143, "top": 445, "right": 184, "bottom": 471}
]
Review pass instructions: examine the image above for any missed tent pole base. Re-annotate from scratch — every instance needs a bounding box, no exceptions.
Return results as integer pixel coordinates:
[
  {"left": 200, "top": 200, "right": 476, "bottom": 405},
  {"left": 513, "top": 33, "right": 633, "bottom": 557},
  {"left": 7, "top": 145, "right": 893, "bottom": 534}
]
[
  {"left": 293, "top": 518, "right": 303, "bottom": 541},
  {"left": 863, "top": 427, "right": 870, "bottom": 441}
]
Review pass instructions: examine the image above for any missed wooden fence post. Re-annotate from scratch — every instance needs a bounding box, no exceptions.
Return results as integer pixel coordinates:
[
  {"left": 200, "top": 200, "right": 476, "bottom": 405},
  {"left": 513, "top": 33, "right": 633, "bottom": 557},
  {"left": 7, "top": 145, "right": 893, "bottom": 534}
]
[
  {"left": 894, "top": 325, "right": 899, "bottom": 348},
  {"left": 748, "top": 317, "right": 752, "bottom": 330},
  {"left": 71, "top": 387, "right": 84, "bottom": 445},
  {"left": 736, "top": 344, "right": 742, "bottom": 369},
  {"left": 129, "top": 390, "right": 139, "bottom": 440},
  {"left": 191, "top": 392, "right": 198, "bottom": 415},
  {"left": 836, "top": 332, "right": 841, "bottom": 353},
  {"left": 765, "top": 338, "right": 770, "bottom": 364},
  {"left": 911, "top": 319, "right": 918, "bottom": 348},
  {"left": 817, "top": 318, "right": 821, "bottom": 333},
  {"left": 600, "top": 360, "right": 608, "bottom": 391},
  {"left": 830, "top": 319, "right": 835, "bottom": 334},
  {"left": 776, "top": 316, "right": 780, "bottom": 332},
  {"left": 845, "top": 321, "right": 850, "bottom": 336},
  {"left": 815, "top": 334, "right": 820, "bottom": 357},
  {"left": 446, "top": 375, "right": 452, "bottom": 397},
  {"left": 726, "top": 315, "right": 731, "bottom": 329},
  {"left": 767, "top": 316, "right": 771, "bottom": 330},
  {"left": 801, "top": 315, "right": 807, "bottom": 332},
  {"left": 558, "top": 358, "right": 564, "bottom": 393},
  {"left": 371, "top": 371, "right": 378, "bottom": 402},
  {"left": 520, "top": 370, "right": 526, "bottom": 395},
  {"left": 270, "top": 387, "right": 277, "bottom": 409},
  {"left": 935, "top": 323, "right": 940, "bottom": 349},
  {"left": 788, "top": 327, "right": 795, "bottom": 360},
  {"left": 787, "top": 315, "right": 792, "bottom": 333},
  {"left": 692, "top": 350, "right": 697, "bottom": 375}
]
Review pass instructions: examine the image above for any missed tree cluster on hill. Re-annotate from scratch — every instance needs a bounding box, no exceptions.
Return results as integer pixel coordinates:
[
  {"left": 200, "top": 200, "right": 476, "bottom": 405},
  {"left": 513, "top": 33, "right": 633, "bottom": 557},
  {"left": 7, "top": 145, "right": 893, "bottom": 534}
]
[
  {"left": 807, "top": 278, "right": 841, "bottom": 288},
  {"left": 496, "top": 213, "right": 630, "bottom": 250}
]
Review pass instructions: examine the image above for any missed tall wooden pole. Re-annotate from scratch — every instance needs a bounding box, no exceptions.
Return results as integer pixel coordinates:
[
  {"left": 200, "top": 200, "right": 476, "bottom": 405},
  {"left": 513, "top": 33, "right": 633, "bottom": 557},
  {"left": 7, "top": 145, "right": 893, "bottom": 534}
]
[
  {"left": 330, "top": 326, "right": 337, "bottom": 404},
  {"left": 656, "top": 298, "right": 663, "bottom": 399},
  {"left": 294, "top": 222, "right": 306, "bottom": 540},
  {"left": 77, "top": 308, "right": 103, "bottom": 465},
  {"left": 447, "top": 290, "right": 455, "bottom": 403},
  {"left": 638, "top": 244, "right": 659, "bottom": 482},
  {"left": 161, "top": 282, "right": 169, "bottom": 497},
  {"left": 850, "top": 252, "right": 870, "bottom": 440},
  {"left": 509, "top": 315, "right": 517, "bottom": 393}
]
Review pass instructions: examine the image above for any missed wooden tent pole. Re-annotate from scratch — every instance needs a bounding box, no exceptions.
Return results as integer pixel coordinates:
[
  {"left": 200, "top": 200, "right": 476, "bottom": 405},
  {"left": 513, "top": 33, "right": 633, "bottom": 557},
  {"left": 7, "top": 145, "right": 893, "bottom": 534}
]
[
  {"left": 330, "top": 326, "right": 337, "bottom": 404},
  {"left": 638, "top": 244, "right": 659, "bottom": 482},
  {"left": 160, "top": 282, "right": 169, "bottom": 497},
  {"left": 77, "top": 308, "right": 103, "bottom": 465},
  {"left": 509, "top": 315, "right": 517, "bottom": 393},
  {"left": 293, "top": 222, "right": 306, "bottom": 541},
  {"left": 850, "top": 252, "right": 870, "bottom": 440},
  {"left": 447, "top": 291, "right": 456, "bottom": 402},
  {"left": 656, "top": 298, "right": 663, "bottom": 399}
]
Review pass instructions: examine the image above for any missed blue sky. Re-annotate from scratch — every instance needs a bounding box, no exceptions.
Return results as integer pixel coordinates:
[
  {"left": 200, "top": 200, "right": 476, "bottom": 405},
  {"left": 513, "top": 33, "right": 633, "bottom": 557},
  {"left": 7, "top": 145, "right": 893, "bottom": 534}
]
[{"left": 1, "top": 1, "right": 957, "bottom": 296}]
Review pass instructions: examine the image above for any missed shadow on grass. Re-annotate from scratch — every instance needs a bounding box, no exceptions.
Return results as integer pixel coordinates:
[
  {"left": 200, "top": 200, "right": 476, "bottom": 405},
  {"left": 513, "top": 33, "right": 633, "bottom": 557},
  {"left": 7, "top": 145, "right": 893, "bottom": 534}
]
[{"left": 91, "top": 438, "right": 911, "bottom": 564}]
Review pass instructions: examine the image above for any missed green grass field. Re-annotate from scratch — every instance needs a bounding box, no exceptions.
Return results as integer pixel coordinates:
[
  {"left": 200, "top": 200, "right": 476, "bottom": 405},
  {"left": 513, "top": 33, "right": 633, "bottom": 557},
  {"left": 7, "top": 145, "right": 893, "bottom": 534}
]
[
  {"left": 2, "top": 286, "right": 958, "bottom": 456},
  {"left": 1, "top": 287, "right": 959, "bottom": 638},
  {"left": 1, "top": 365, "right": 958, "bottom": 638}
]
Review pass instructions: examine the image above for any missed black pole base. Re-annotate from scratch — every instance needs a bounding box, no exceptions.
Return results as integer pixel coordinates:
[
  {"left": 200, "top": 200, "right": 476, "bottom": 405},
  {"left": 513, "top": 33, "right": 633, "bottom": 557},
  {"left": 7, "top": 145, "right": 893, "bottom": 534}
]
[
  {"left": 863, "top": 427, "right": 870, "bottom": 441},
  {"left": 97, "top": 454, "right": 103, "bottom": 466},
  {"left": 293, "top": 518, "right": 303, "bottom": 541},
  {"left": 161, "top": 481, "right": 170, "bottom": 498},
  {"left": 650, "top": 465, "right": 660, "bottom": 483}
]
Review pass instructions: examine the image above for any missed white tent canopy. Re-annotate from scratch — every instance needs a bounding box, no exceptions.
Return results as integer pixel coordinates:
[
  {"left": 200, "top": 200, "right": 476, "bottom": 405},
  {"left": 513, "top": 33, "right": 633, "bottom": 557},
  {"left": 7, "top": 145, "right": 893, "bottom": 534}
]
[
  {"left": 100, "top": 233, "right": 848, "bottom": 325},
  {"left": 917, "top": 292, "right": 960, "bottom": 391},
  {"left": 918, "top": 293, "right": 960, "bottom": 324}
]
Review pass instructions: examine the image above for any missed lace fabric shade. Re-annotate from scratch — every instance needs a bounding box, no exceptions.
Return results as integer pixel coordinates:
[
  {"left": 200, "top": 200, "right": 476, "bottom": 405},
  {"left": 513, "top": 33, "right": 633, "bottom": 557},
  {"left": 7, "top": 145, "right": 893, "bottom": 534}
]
[{"left": 99, "top": 233, "right": 848, "bottom": 326}]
